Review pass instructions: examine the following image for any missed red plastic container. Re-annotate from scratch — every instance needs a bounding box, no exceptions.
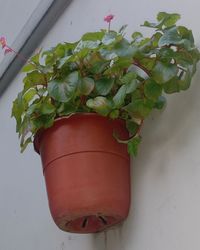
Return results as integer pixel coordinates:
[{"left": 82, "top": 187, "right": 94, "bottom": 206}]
[{"left": 34, "top": 113, "right": 130, "bottom": 233}]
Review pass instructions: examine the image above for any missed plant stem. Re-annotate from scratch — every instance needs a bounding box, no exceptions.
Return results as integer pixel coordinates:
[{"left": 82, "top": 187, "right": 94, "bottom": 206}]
[
  {"left": 114, "top": 119, "right": 144, "bottom": 144},
  {"left": 6, "top": 45, "right": 29, "bottom": 63},
  {"left": 132, "top": 60, "right": 151, "bottom": 76},
  {"left": 136, "top": 119, "right": 144, "bottom": 136}
]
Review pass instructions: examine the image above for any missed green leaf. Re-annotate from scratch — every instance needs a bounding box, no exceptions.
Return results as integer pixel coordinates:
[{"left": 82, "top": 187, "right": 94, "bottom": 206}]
[
  {"left": 12, "top": 92, "right": 27, "bottom": 133},
  {"left": 175, "top": 50, "right": 193, "bottom": 66},
  {"left": 144, "top": 79, "right": 162, "bottom": 101},
  {"left": 157, "top": 12, "right": 167, "bottom": 21},
  {"left": 126, "top": 80, "right": 139, "bottom": 93},
  {"left": 157, "top": 12, "right": 180, "bottom": 27},
  {"left": 121, "top": 72, "right": 137, "bottom": 84},
  {"left": 152, "top": 62, "right": 177, "bottom": 83},
  {"left": 44, "top": 53, "right": 56, "bottom": 66},
  {"left": 95, "top": 78, "right": 114, "bottom": 95},
  {"left": 23, "top": 88, "right": 37, "bottom": 103},
  {"left": 40, "top": 102, "right": 55, "bottom": 114},
  {"left": 123, "top": 99, "right": 154, "bottom": 118},
  {"left": 178, "top": 70, "right": 192, "bottom": 90},
  {"left": 113, "top": 77, "right": 139, "bottom": 108},
  {"left": 31, "top": 113, "right": 55, "bottom": 130},
  {"left": 57, "top": 102, "right": 77, "bottom": 116},
  {"left": 113, "top": 57, "right": 132, "bottom": 69},
  {"left": 113, "top": 39, "right": 137, "bottom": 58},
  {"left": 48, "top": 71, "right": 79, "bottom": 102},
  {"left": 82, "top": 31, "right": 104, "bottom": 41},
  {"left": 26, "top": 100, "right": 55, "bottom": 116},
  {"left": 37, "top": 88, "right": 47, "bottom": 96},
  {"left": 132, "top": 32, "right": 143, "bottom": 41},
  {"left": 152, "top": 32, "right": 162, "bottom": 47},
  {"left": 126, "top": 120, "right": 139, "bottom": 136},
  {"left": 26, "top": 71, "right": 46, "bottom": 86},
  {"left": 74, "top": 40, "right": 100, "bottom": 51},
  {"left": 54, "top": 43, "right": 66, "bottom": 57},
  {"left": 104, "top": 58, "right": 132, "bottom": 76},
  {"left": 20, "top": 137, "right": 32, "bottom": 153},
  {"left": 131, "top": 89, "right": 143, "bottom": 101},
  {"left": 22, "top": 64, "right": 36, "bottom": 72},
  {"left": 128, "top": 136, "right": 141, "bottom": 156},
  {"left": 90, "top": 61, "right": 110, "bottom": 74},
  {"left": 158, "top": 27, "right": 182, "bottom": 47},
  {"left": 86, "top": 96, "right": 112, "bottom": 116},
  {"left": 178, "top": 26, "right": 194, "bottom": 44},
  {"left": 138, "top": 37, "right": 151, "bottom": 48},
  {"left": 31, "top": 53, "right": 40, "bottom": 65},
  {"left": 140, "top": 58, "right": 156, "bottom": 71},
  {"left": 78, "top": 77, "right": 94, "bottom": 95},
  {"left": 99, "top": 49, "right": 118, "bottom": 60},
  {"left": 26, "top": 103, "right": 39, "bottom": 116},
  {"left": 19, "top": 115, "right": 30, "bottom": 138},
  {"left": 157, "top": 48, "right": 175, "bottom": 63},
  {"left": 113, "top": 85, "right": 127, "bottom": 107},
  {"left": 57, "top": 55, "right": 72, "bottom": 68},
  {"left": 154, "top": 96, "right": 166, "bottom": 109},
  {"left": 142, "top": 12, "right": 180, "bottom": 30},
  {"left": 102, "top": 32, "right": 117, "bottom": 45},
  {"left": 142, "top": 21, "right": 157, "bottom": 28},
  {"left": 163, "top": 77, "right": 180, "bottom": 93},
  {"left": 64, "top": 42, "right": 78, "bottom": 51},
  {"left": 109, "top": 110, "right": 119, "bottom": 119}
]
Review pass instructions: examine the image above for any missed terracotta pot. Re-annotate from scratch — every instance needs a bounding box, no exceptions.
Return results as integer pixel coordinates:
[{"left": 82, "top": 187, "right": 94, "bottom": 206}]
[{"left": 34, "top": 113, "right": 130, "bottom": 233}]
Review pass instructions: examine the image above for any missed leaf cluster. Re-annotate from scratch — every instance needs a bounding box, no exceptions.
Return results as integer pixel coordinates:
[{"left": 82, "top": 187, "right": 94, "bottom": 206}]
[{"left": 12, "top": 12, "right": 200, "bottom": 154}]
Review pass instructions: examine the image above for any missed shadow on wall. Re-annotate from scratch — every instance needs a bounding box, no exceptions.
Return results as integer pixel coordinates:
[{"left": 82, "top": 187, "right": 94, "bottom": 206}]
[
  {"left": 92, "top": 69, "right": 200, "bottom": 250},
  {"left": 92, "top": 227, "right": 124, "bottom": 250}
]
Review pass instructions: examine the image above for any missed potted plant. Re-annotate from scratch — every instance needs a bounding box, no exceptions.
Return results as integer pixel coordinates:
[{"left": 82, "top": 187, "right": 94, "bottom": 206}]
[{"left": 6, "top": 12, "right": 200, "bottom": 233}]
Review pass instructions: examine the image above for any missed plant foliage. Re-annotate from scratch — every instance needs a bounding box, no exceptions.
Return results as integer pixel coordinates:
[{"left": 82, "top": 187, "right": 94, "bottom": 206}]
[{"left": 12, "top": 12, "right": 200, "bottom": 154}]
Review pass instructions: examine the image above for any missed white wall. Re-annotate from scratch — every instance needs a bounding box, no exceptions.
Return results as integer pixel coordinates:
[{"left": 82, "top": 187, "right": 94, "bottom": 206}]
[{"left": 0, "top": 0, "right": 200, "bottom": 249}]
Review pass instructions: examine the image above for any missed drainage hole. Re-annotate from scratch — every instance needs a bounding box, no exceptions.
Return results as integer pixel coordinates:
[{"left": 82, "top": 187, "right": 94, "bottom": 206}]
[
  {"left": 81, "top": 217, "right": 88, "bottom": 228},
  {"left": 99, "top": 216, "right": 108, "bottom": 225},
  {"left": 65, "top": 221, "right": 70, "bottom": 227}
]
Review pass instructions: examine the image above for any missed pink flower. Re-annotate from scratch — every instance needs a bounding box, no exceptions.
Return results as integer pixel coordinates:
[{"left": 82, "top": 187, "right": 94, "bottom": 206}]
[
  {"left": 0, "top": 36, "right": 13, "bottom": 55},
  {"left": 0, "top": 36, "right": 7, "bottom": 48},
  {"left": 104, "top": 14, "right": 114, "bottom": 23},
  {"left": 4, "top": 47, "right": 13, "bottom": 55},
  {"left": 0, "top": 36, "right": 26, "bottom": 60}
]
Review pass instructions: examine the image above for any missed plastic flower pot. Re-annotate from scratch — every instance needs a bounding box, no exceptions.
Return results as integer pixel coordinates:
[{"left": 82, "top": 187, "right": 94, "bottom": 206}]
[{"left": 34, "top": 113, "right": 130, "bottom": 233}]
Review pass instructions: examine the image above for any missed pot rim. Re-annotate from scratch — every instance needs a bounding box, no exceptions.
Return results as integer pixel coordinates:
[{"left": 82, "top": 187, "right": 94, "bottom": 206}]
[{"left": 33, "top": 112, "right": 126, "bottom": 154}]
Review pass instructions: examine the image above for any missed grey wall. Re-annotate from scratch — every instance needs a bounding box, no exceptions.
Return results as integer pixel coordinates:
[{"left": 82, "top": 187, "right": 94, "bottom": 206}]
[
  {"left": 0, "top": 0, "right": 41, "bottom": 63},
  {"left": 0, "top": 0, "right": 200, "bottom": 249}
]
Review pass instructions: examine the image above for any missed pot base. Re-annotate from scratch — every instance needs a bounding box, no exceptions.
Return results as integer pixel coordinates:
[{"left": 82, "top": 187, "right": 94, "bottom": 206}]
[{"left": 57, "top": 214, "right": 123, "bottom": 233}]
